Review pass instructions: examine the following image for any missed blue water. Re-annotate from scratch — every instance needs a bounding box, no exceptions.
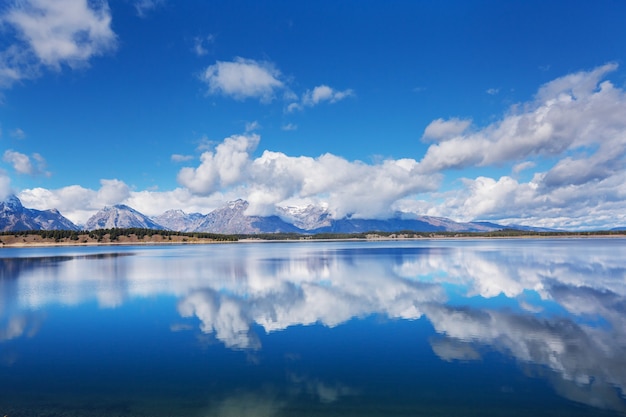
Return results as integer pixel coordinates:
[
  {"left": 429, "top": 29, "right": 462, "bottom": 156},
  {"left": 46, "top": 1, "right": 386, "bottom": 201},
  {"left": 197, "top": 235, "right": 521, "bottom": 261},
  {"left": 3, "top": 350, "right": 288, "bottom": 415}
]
[{"left": 1, "top": 239, "right": 625, "bottom": 416}]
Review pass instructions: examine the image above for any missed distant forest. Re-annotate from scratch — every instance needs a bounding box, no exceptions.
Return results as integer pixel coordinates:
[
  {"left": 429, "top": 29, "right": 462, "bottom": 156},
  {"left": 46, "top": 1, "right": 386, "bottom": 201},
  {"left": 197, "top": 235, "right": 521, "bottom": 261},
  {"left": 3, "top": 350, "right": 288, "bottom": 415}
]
[{"left": 0, "top": 228, "right": 237, "bottom": 242}]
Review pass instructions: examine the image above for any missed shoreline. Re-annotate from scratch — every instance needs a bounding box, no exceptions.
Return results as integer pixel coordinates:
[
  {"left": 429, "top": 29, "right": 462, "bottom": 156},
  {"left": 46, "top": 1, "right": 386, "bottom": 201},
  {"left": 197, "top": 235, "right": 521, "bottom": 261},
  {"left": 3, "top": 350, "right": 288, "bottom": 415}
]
[{"left": 1, "top": 232, "right": 626, "bottom": 249}]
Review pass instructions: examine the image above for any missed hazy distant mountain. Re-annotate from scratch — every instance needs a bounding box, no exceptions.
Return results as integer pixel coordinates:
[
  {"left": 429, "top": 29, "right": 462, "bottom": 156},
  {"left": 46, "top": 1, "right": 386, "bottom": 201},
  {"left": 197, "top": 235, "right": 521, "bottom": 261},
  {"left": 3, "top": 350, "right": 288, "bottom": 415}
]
[
  {"left": 181, "top": 200, "right": 514, "bottom": 234},
  {"left": 0, "top": 195, "right": 79, "bottom": 231},
  {"left": 152, "top": 209, "right": 204, "bottom": 232},
  {"left": 193, "top": 199, "right": 303, "bottom": 234},
  {"left": 84, "top": 204, "right": 165, "bottom": 231},
  {"left": 309, "top": 215, "right": 502, "bottom": 234},
  {"left": 277, "top": 205, "right": 332, "bottom": 230}
]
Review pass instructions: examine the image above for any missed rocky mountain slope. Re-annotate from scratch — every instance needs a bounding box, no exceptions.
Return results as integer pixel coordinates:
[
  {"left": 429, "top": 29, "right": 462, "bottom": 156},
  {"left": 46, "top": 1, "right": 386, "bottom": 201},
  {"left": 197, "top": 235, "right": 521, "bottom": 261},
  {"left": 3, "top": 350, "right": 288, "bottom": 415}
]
[
  {"left": 84, "top": 204, "right": 164, "bottom": 230},
  {"left": 1, "top": 195, "right": 543, "bottom": 234},
  {"left": 0, "top": 195, "right": 79, "bottom": 231},
  {"left": 152, "top": 200, "right": 507, "bottom": 234},
  {"left": 191, "top": 199, "right": 302, "bottom": 234},
  {"left": 152, "top": 209, "right": 204, "bottom": 232}
]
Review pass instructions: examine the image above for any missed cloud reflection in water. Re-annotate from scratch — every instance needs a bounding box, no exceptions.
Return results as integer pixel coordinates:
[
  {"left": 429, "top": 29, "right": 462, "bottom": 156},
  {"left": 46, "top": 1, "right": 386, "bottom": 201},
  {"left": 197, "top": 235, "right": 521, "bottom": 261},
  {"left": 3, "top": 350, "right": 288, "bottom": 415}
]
[{"left": 1, "top": 239, "right": 626, "bottom": 412}]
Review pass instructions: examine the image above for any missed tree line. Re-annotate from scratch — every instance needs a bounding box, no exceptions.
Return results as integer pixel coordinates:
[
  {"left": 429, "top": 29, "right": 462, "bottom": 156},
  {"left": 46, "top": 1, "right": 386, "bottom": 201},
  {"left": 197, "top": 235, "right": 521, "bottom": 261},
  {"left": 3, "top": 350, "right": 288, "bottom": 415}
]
[
  {"left": 0, "top": 228, "right": 239, "bottom": 242},
  {"left": 1, "top": 227, "right": 625, "bottom": 243}
]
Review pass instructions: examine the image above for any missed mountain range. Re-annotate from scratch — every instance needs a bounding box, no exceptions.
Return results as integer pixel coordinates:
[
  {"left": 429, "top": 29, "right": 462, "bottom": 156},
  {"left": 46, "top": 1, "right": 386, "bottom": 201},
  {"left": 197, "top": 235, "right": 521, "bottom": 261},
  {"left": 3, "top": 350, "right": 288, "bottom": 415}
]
[{"left": 0, "top": 195, "right": 539, "bottom": 234}]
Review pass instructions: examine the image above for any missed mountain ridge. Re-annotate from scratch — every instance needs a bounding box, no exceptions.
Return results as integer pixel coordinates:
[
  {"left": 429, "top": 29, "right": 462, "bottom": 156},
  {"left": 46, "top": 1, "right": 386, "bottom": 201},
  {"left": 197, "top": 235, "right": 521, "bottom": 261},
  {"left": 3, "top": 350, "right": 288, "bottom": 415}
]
[
  {"left": 0, "top": 195, "right": 551, "bottom": 233},
  {"left": 0, "top": 195, "right": 79, "bottom": 231}
]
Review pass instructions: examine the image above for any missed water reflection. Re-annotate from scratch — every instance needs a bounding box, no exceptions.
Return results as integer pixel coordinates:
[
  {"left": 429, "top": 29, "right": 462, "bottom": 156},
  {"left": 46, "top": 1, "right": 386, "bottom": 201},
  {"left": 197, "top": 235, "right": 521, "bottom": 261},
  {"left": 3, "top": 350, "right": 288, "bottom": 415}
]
[{"left": 1, "top": 239, "right": 626, "bottom": 414}]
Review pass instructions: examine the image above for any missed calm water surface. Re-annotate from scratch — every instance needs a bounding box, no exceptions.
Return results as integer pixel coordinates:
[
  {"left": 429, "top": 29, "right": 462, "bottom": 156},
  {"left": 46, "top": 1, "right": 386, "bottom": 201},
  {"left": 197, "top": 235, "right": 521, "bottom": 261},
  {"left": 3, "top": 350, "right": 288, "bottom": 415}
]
[{"left": 1, "top": 238, "right": 625, "bottom": 416}]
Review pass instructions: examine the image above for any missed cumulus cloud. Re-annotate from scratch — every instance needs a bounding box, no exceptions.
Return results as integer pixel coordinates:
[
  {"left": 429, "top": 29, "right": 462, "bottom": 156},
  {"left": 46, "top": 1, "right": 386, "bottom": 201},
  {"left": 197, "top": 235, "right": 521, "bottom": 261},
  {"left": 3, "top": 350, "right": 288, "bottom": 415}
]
[
  {"left": 8, "top": 60, "right": 626, "bottom": 229},
  {"left": 422, "top": 118, "right": 472, "bottom": 142},
  {"left": 512, "top": 160, "right": 536, "bottom": 174},
  {"left": 95, "top": 178, "right": 131, "bottom": 206},
  {"left": 200, "top": 57, "right": 284, "bottom": 102},
  {"left": 2, "top": 149, "right": 49, "bottom": 176},
  {"left": 415, "top": 63, "right": 626, "bottom": 229},
  {"left": 418, "top": 63, "right": 621, "bottom": 173},
  {"left": 17, "top": 179, "right": 130, "bottom": 225},
  {"left": 177, "top": 133, "right": 260, "bottom": 195},
  {"left": 176, "top": 133, "right": 439, "bottom": 218},
  {"left": 19, "top": 179, "right": 232, "bottom": 225},
  {"left": 0, "top": 0, "right": 116, "bottom": 87}
]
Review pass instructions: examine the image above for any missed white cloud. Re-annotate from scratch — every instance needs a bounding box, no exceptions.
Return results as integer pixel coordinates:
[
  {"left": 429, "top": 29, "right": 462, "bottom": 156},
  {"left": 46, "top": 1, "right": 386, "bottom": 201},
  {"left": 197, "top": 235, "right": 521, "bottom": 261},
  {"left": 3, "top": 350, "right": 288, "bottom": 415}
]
[
  {"left": 3, "top": 150, "right": 32, "bottom": 175},
  {"left": 302, "top": 85, "right": 354, "bottom": 106},
  {"left": 17, "top": 179, "right": 130, "bottom": 225},
  {"left": 425, "top": 170, "right": 626, "bottom": 229},
  {"left": 10, "top": 128, "right": 26, "bottom": 139},
  {"left": 512, "top": 161, "right": 536, "bottom": 174},
  {"left": 486, "top": 88, "right": 499, "bottom": 95},
  {"left": 288, "top": 84, "right": 354, "bottom": 112},
  {"left": 171, "top": 154, "right": 194, "bottom": 163},
  {"left": 0, "top": 170, "right": 12, "bottom": 201},
  {"left": 193, "top": 34, "right": 215, "bottom": 56},
  {"left": 2, "top": 149, "right": 49, "bottom": 176},
  {"left": 245, "top": 120, "right": 261, "bottom": 132},
  {"left": 3, "top": 0, "right": 116, "bottom": 68},
  {"left": 9, "top": 62, "right": 626, "bottom": 230},
  {"left": 177, "top": 133, "right": 260, "bottom": 195},
  {"left": 0, "top": 0, "right": 116, "bottom": 88},
  {"left": 95, "top": 178, "right": 130, "bottom": 206},
  {"left": 176, "top": 133, "right": 439, "bottom": 218},
  {"left": 125, "top": 187, "right": 228, "bottom": 216},
  {"left": 418, "top": 63, "right": 621, "bottom": 173},
  {"left": 415, "top": 63, "right": 626, "bottom": 229},
  {"left": 18, "top": 181, "right": 232, "bottom": 225},
  {"left": 281, "top": 123, "right": 297, "bottom": 131},
  {"left": 134, "top": 0, "right": 165, "bottom": 18},
  {"left": 286, "top": 102, "right": 301, "bottom": 113},
  {"left": 200, "top": 57, "right": 284, "bottom": 102},
  {"left": 422, "top": 118, "right": 472, "bottom": 142}
]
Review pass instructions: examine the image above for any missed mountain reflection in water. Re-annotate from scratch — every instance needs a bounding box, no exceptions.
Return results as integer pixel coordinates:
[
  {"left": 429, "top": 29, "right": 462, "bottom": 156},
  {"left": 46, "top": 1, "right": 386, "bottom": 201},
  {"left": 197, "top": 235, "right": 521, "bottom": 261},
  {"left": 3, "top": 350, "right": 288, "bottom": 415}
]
[{"left": 0, "top": 239, "right": 625, "bottom": 415}]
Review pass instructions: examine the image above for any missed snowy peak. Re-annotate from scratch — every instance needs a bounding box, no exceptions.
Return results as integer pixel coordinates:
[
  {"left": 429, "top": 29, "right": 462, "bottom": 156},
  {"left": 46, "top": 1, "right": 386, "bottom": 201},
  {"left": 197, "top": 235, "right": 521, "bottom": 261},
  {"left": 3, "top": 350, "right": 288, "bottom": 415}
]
[
  {"left": 0, "top": 195, "right": 79, "bottom": 231},
  {"left": 85, "top": 204, "right": 164, "bottom": 230},
  {"left": 194, "top": 200, "right": 301, "bottom": 234},
  {"left": 2, "top": 194, "right": 23, "bottom": 211},
  {"left": 277, "top": 204, "right": 332, "bottom": 230},
  {"left": 152, "top": 209, "right": 204, "bottom": 232}
]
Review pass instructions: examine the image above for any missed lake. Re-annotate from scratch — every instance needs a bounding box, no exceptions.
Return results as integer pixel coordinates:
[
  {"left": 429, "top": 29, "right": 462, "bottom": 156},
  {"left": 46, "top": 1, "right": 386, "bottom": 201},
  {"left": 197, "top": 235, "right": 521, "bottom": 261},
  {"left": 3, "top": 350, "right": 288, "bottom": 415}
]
[{"left": 1, "top": 238, "right": 625, "bottom": 416}]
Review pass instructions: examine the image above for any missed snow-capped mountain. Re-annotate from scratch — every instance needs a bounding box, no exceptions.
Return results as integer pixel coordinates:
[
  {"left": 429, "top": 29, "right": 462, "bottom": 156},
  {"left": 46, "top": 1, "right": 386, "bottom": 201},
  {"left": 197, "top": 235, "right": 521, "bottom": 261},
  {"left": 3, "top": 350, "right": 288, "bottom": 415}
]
[
  {"left": 276, "top": 204, "right": 332, "bottom": 230},
  {"left": 150, "top": 200, "right": 509, "bottom": 234},
  {"left": 192, "top": 199, "right": 302, "bottom": 234},
  {"left": 152, "top": 209, "right": 204, "bottom": 232},
  {"left": 0, "top": 196, "right": 544, "bottom": 234},
  {"left": 0, "top": 195, "right": 79, "bottom": 231},
  {"left": 84, "top": 204, "right": 165, "bottom": 231}
]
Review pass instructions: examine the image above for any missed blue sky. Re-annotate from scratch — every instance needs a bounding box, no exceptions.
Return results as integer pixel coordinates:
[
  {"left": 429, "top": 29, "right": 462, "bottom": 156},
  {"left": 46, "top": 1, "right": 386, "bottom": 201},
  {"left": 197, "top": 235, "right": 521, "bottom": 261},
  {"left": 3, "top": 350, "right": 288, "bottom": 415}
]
[{"left": 1, "top": 0, "right": 626, "bottom": 229}]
